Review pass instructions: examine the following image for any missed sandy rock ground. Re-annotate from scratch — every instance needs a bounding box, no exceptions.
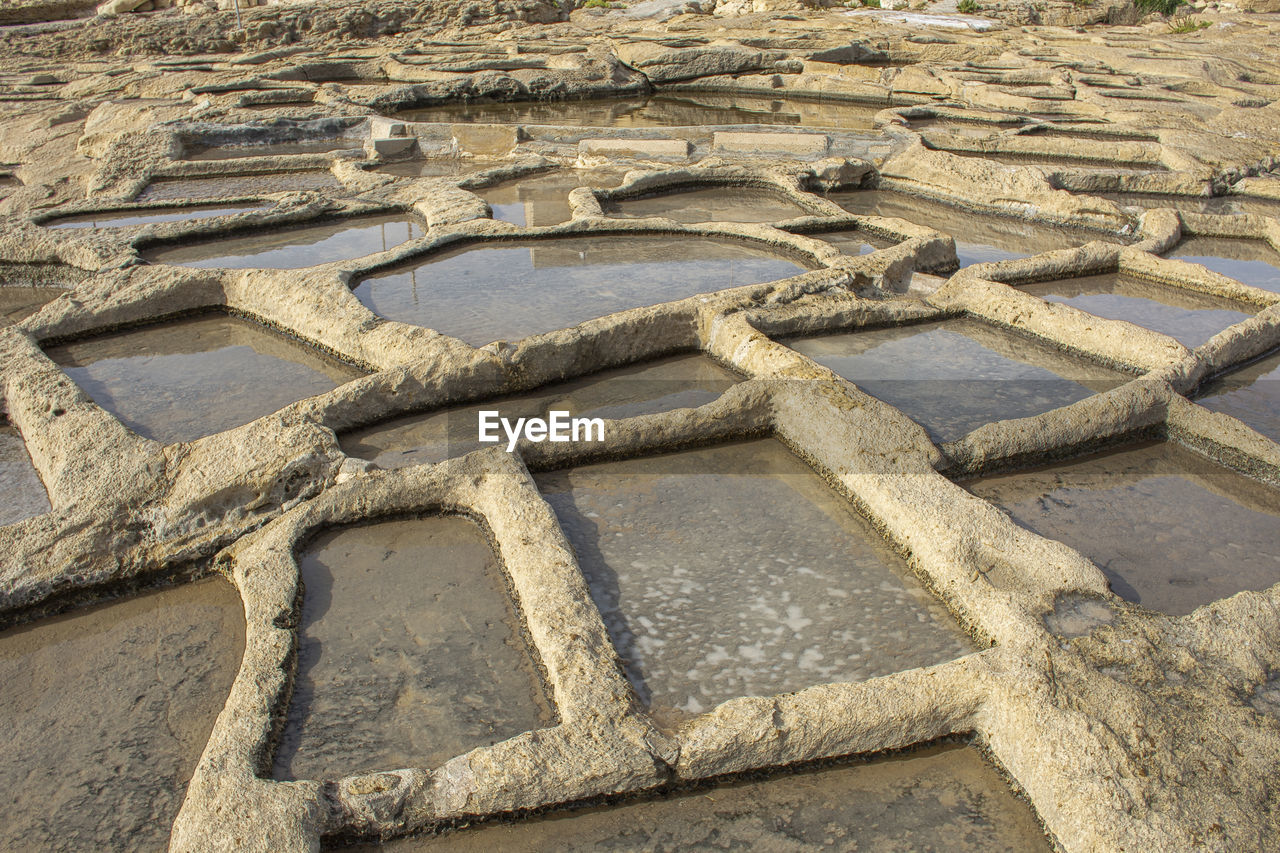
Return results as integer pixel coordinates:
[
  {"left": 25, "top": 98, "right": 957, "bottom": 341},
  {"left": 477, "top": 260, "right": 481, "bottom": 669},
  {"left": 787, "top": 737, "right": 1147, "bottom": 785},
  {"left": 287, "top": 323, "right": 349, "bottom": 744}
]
[{"left": 1, "top": 0, "right": 1280, "bottom": 850}]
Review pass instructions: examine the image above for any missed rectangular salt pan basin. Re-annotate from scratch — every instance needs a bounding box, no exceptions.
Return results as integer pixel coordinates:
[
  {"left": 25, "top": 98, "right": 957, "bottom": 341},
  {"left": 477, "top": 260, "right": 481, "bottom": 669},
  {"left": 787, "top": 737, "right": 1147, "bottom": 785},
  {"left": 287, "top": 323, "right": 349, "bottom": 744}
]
[
  {"left": 1196, "top": 348, "right": 1280, "bottom": 443},
  {"left": 830, "top": 190, "right": 1122, "bottom": 267},
  {"left": 0, "top": 577, "right": 244, "bottom": 851},
  {"left": 273, "top": 516, "right": 553, "bottom": 780},
  {"left": 1166, "top": 236, "right": 1280, "bottom": 294},
  {"left": 143, "top": 213, "right": 425, "bottom": 269},
  {"left": 481, "top": 168, "right": 625, "bottom": 227},
  {"left": 606, "top": 187, "right": 810, "bottom": 224},
  {"left": 1019, "top": 273, "right": 1253, "bottom": 348},
  {"left": 46, "top": 313, "right": 363, "bottom": 445},
  {"left": 0, "top": 285, "right": 60, "bottom": 322},
  {"left": 535, "top": 439, "right": 974, "bottom": 727},
  {"left": 352, "top": 234, "right": 809, "bottom": 346},
  {"left": 967, "top": 441, "right": 1280, "bottom": 615},
  {"left": 341, "top": 353, "right": 740, "bottom": 468},
  {"left": 788, "top": 318, "right": 1127, "bottom": 444},
  {"left": 45, "top": 204, "right": 263, "bottom": 229},
  {"left": 138, "top": 171, "right": 341, "bottom": 201}
]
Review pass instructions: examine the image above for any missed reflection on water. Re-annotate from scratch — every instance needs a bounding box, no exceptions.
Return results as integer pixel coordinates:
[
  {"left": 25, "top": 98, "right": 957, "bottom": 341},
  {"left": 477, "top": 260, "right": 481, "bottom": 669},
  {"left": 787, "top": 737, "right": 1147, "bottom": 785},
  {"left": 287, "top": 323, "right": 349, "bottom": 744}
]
[
  {"left": 1020, "top": 273, "right": 1253, "bottom": 348},
  {"left": 1166, "top": 236, "right": 1280, "bottom": 294},
  {"left": 273, "top": 517, "right": 552, "bottom": 780},
  {"left": 0, "top": 425, "right": 49, "bottom": 525},
  {"left": 830, "top": 189, "right": 1123, "bottom": 267},
  {"left": 397, "top": 93, "right": 884, "bottom": 131},
  {"left": 812, "top": 228, "right": 897, "bottom": 257},
  {"left": 0, "top": 577, "right": 244, "bottom": 852},
  {"left": 789, "top": 318, "right": 1127, "bottom": 444},
  {"left": 535, "top": 439, "right": 974, "bottom": 727},
  {"left": 481, "top": 168, "right": 626, "bottom": 226},
  {"left": 967, "top": 441, "right": 1280, "bottom": 615},
  {"left": 144, "top": 214, "right": 425, "bottom": 269},
  {"left": 1197, "top": 347, "right": 1280, "bottom": 443},
  {"left": 341, "top": 353, "right": 739, "bottom": 468},
  {"left": 359, "top": 743, "right": 1048, "bottom": 852},
  {"left": 47, "top": 314, "right": 363, "bottom": 444},
  {"left": 44, "top": 204, "right": 263, "bottom": 229},
  {"left": 352, "top": 235, "right": 809, "bottom": 346}
]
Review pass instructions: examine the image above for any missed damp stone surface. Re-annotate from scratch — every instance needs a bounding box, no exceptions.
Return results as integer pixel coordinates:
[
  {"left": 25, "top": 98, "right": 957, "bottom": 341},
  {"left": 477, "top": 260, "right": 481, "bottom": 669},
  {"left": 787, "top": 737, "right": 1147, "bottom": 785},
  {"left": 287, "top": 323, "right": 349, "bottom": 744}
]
[
  {"left": 47, "top": 313, "right": 363, "bottom": 444},
  {"left": 0, "top": 424, "right": 50, "bottom": 525},
  {"left": 0, "top": 576, "right": 245, "bottom": 853},
  {"left": 144, "top": 213, "right": 425, "bottom": 269},
  {"left": 1166, "top": 237, "right": 1280, "bottom": 293},
  {"left": 788, "top": 318, "right": 1126, "bottom": 444},
  {"left": 341, "top": 353, "right": 740, "bottom": 469},
  {"left": 352, "top": 235, "right": 809, "bottom": 346},
  {"left": 966, "top": 441, "right": 1280, "bottom": 615},
  {"left": 830, "top": 190, "right": 1121, "bottom": 267},
  {"left": 606, "top": 186, "right": 809, "bottom": 223},
  {"left": 357, "top": 743, "right": 1049, "bottom": 852},
  {"left": 534, "top": 439, "right": 974, "bottom": 726},
  {"left": 273, "top": 516, "right": 552, "bottom": 781},
  {"left": 1019, "top": 273, "right": 1254, "bottom": 348}
]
